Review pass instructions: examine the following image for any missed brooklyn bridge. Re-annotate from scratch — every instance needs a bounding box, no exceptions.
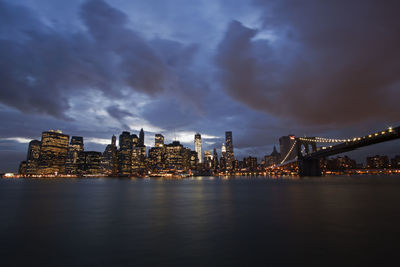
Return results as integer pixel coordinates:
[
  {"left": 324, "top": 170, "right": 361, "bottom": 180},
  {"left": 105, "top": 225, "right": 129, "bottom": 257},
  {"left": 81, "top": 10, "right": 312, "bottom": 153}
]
[{"left": 279, "top": 126, "right": 400, "bottom": 176}]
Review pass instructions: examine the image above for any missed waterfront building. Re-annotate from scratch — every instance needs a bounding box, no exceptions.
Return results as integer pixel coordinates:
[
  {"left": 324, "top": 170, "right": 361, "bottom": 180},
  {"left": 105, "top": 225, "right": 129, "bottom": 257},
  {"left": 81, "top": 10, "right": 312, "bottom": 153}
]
[
  {"left": 325, "top": 156, "right": 356, "bottom": 171},
  {"left": 392, "top": 155, "right": 400, "bottom": 168},
  {"left": 195, "top": 133, "right": 202, "bottom": 163},
  {"left": 131, "top": 146, "right": 147, "bottom": 174},
  {"left": 25, "top": 140, "right": 41, "bottom": 175},
  {"left": 263, "top": 146, "right": 281, "bottom": 167},
  {"left": 148, "top": 146, "right": 165, "bottom": 170},
  {"left": 225, "top": 131, "right": 235, "bottom": 169},
  {"left": 279, "top": 135, "right": 297, "bottom": 162},
  {"left": 165, "top": 141, "right": 185, "bottom": 169},
  {"left": 19, "top": 161, "right": 27, "bottom": 175},
  {"left": 118, "top": 131, "right": 132, "bottom": 175},
  {"left": 84, "top": 151, "right": 102, "bottom": 174},
  {"left": 366, "top": 155, "right": 389, "bottom": 169},
  {"left": 102, "top": 135, "right": 118, "bottom": 175},
  {"left": 65, "top": 136, "right": 84, "bottom": 175},
  {"left": 37, "top": 130, "right": 69, "bottom": 175},
  {"left": 244, "top": 156, "right": 257, "bottom": 170}
]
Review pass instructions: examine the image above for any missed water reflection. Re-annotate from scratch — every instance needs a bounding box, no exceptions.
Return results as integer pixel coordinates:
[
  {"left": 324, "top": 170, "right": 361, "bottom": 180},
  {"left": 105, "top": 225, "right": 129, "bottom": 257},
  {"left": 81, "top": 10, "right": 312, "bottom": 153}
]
[{"left": 0, "top": 176, "right": 399, "bottom": 266}]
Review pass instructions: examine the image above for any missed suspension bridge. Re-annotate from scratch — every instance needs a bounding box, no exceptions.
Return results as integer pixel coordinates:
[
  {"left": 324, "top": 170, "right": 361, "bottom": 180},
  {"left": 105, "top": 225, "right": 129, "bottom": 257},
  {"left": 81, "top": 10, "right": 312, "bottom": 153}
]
[{"left": 278, "top": 126, "right": 400, "bottom": 176}]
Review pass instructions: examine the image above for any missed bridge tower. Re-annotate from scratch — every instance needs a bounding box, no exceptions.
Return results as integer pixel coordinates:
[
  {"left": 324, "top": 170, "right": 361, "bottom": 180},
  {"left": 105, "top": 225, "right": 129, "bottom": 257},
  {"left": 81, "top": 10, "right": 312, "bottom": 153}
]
[{"left": 296, "top": 138, "right": 322, "bottom": 177}]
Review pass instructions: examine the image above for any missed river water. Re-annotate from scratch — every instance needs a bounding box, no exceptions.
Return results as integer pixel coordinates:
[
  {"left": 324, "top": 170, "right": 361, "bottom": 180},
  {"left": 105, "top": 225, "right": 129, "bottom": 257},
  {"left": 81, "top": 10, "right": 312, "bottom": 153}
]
[{"left": 1, "top": 176, "right": 399, "bottom": 266}]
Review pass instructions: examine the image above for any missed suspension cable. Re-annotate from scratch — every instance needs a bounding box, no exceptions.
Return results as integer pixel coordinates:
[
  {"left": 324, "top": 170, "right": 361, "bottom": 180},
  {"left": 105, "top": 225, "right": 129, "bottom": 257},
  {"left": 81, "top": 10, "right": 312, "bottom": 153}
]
[{"left": 280, "top": 140, "right": 297, "bottom": 164}]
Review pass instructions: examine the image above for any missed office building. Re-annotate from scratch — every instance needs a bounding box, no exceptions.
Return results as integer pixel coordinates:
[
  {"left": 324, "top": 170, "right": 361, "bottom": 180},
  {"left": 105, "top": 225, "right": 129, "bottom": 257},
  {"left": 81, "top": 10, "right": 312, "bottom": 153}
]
[
  {"left": 102, "top": 135, "right": 118, "bottom": 175},
  {"left": 366, "top": 155, "right": 389, "bottom": 169},
  {"left": 155, "top": 134, "right": 164, "bottom": 147},
  {"left": 84, "top": 151, "right": 102, "bottom": 174},
  {"left": 139, "top": 128, "right": 145, "bottom": 147},
  {"left": 195, "top": 133, "right": 202, "bottom": 163},
  {"left": 38, "top": 130, "right": 69, "bottom": 175},
  {"left": 225, "top": 131, "right": 235, "bottom": 169},
  {"left": 25, "top": 140, "right": 41, "bottom": 175},
  {"left": 65, "top": 136, "right": 84, "bottom": 175},
  {"left": 118, "top": 131, "right": 132, "bottom": 175}
]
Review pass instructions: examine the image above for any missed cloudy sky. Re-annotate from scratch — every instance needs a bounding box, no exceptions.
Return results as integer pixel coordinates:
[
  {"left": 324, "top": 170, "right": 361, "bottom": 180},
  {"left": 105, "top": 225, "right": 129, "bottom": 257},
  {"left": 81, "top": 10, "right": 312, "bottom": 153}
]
[{"left": 1, "top": 0, "right": 399, "bottom": 171}]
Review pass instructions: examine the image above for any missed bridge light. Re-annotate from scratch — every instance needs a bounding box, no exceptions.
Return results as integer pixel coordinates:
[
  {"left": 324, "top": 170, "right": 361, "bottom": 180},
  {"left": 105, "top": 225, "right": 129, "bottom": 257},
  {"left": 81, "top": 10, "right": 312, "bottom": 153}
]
[
  {"left": 375, "top": 133, "right": 379, "bottom": 136},
  {"left": 368, "top": 135, "right": 372, "bottom": 138},
  {"left": 381, "top": 131, "right": 386, "bottom": 134},
  {"left": 388, "top": 127, "right": 393, "bottom": 133}
]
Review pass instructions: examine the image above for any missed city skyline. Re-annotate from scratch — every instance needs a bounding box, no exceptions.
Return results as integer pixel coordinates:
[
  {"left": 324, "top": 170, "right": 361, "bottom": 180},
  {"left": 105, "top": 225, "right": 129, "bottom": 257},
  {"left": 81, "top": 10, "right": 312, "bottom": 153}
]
[
  {"left": 13, "top": 126, "right": 400, "bottom": 177},
  {"left": 1, "top": 0, "right": 400, "bottom": 172}
]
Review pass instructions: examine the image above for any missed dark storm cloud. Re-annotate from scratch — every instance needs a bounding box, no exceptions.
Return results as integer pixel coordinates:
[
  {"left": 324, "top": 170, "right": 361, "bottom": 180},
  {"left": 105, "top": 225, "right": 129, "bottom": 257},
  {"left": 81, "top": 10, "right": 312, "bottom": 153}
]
[
  {"left": 0, "top": 0, "right": 199, "bottom": 119},
  {"left": 106, "top": 105, "right": 133, "bottom": 121},
  {"left": 216, "top": 0, "right": 400, "bottom": 125}
]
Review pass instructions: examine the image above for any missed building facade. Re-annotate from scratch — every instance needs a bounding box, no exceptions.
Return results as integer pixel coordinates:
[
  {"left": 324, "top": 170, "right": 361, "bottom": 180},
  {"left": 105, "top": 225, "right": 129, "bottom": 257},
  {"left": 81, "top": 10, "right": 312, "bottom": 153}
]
[
  {"left": 195, "top": 133, "right": 202, "bottom": 163},
  {"left": 38, "top": 130, "right": 69, "bottom": 175}
]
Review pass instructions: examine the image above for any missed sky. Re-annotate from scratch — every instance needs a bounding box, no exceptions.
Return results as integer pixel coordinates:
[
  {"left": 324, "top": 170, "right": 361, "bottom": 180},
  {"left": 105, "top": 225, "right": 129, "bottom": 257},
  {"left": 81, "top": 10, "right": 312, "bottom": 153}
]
[{"left": 0, "top": 0, "right": 399, "bottom": 172}]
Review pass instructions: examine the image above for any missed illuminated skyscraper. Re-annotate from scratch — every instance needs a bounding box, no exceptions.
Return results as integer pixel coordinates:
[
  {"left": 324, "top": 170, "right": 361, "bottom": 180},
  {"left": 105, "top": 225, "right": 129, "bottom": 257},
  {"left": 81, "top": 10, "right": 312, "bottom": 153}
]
[
  {"left": 84, "top": 151, "right": 102, "bottom": 174},
  {"left": 195, "top": 133, "right": 202, "bottom": 163},
  {"left": 102, "top": 135, "right": 118, "bottom": 175},
  {"left": 38, "top": 130, "right": 69, "bottom": 175},
  {"left": 165, "top": 141, "right": 185, "bottom": 169},
  {"left": 118, "top": 131, "right": 132, "bottom": 175},
  {"left": 25, "top": 140, "right": 41, "bottom": 175},
  {"left": 155, "top": 134, "right": 164, "bottom": 147},
  {"left": 225, "top": 131, "right": 234, "bottom": 169},
  {"left": 65, "top": 136, "right": 84, "bottom": 175},
  {"left": 131, "top": 146, "right": 146, "bottom": 174},
  {"left": 221, "top": 143, "right": 226, "bottom": 158}
]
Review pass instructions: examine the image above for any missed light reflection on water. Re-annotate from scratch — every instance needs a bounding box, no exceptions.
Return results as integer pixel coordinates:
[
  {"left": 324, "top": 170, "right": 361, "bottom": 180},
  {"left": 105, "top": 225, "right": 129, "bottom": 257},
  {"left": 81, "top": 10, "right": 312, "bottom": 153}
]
[{"left": 1, "top": 176, "right": 400, "bottom": 266}]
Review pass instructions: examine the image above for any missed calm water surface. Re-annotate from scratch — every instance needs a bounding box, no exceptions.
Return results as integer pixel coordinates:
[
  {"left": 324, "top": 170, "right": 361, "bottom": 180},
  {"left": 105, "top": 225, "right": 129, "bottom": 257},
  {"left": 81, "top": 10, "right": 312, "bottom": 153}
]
[{"left": 1, "top": 176, "right": 400, "bottom": 266}]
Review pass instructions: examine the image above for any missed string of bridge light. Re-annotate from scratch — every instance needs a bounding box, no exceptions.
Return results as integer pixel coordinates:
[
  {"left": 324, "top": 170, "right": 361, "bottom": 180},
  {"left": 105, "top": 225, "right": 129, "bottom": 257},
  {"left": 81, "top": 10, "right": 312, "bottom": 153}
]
[
  {"left": 280, "top": 140, "right": 297, "bottom": 164},
  {"left": 298, "top": 127, "right": 395, "bottom": 143}
]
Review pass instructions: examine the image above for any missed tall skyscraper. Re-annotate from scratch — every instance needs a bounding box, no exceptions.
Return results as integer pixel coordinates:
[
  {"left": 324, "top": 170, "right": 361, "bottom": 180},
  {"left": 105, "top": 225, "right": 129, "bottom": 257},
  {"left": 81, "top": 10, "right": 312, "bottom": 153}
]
[
  {"left": 25, "top": 140, "right": 41, "bottom": 175},
  {"left": 118, "top": 131, "right": 132, "bottom": 175},
  {"left": 155, "top": 134, "right": 164, "bottom": 147},
  {"left": 65, "top": 136, "right": 84, "bottom": 174},
  {"left": 38, "top": 130, "right": 69, "bottom": 175},
  {"left": 279, "top": 135, "right": 297, "bottom": 162},
  {"left": 139, "top": 128, "right": 145, "bottom": 147},
  {"left": 225, "top": 131, "right": 234, "bottom": 169},
  {"left": 102, "top": 135, "right": 118, "bottom": 175},
  {"left": 194, "top": 133, "right": 202, "bottom": 163}
]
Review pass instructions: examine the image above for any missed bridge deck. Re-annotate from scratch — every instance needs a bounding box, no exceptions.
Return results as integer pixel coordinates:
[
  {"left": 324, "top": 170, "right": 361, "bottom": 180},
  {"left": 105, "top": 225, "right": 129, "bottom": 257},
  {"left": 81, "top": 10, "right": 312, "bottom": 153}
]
[{"left": 306, "top": 126, "right": 400, "bottom": 159}]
